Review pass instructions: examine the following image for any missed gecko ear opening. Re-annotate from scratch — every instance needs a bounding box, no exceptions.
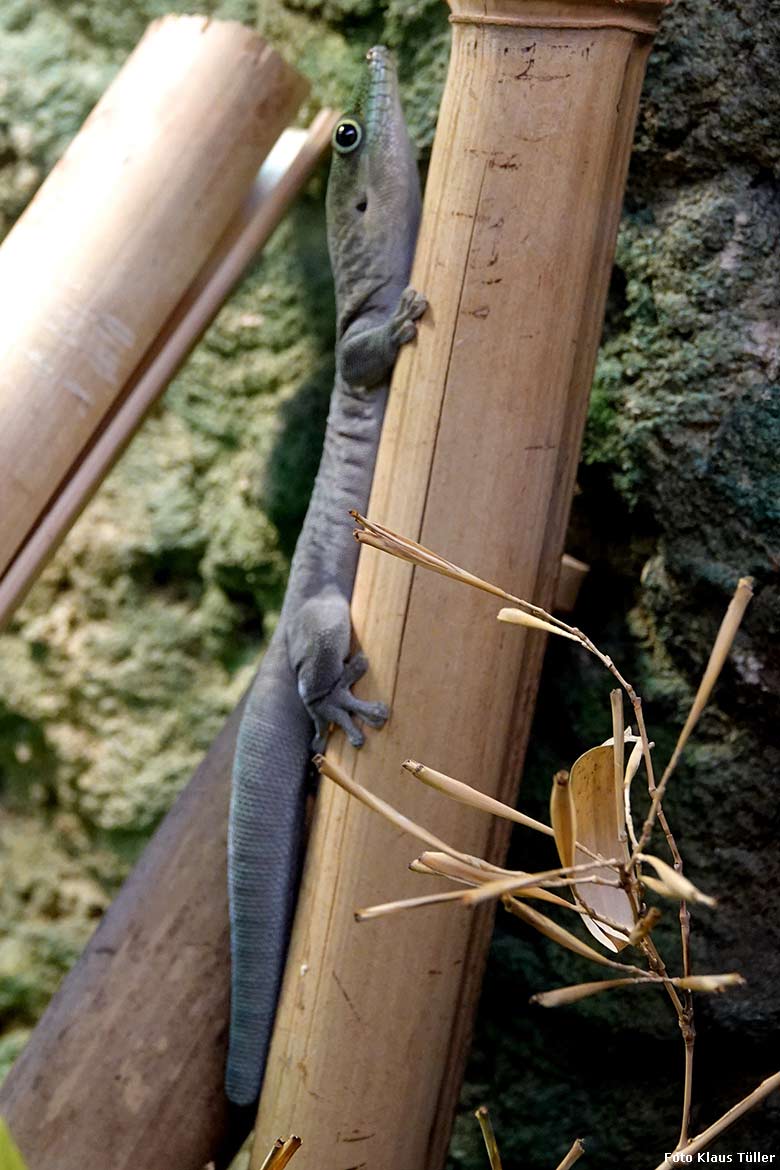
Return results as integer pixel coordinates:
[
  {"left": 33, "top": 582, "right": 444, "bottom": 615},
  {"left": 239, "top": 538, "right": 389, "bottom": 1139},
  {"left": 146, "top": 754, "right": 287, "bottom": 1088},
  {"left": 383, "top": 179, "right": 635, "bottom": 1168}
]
[{"left": 355, "top": 197, "right": 368, "bottom": 213}]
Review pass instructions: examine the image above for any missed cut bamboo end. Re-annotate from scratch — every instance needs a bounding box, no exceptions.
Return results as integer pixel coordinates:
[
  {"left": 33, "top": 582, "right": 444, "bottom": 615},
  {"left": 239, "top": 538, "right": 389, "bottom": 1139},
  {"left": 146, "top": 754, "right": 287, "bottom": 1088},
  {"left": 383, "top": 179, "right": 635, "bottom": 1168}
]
[
  {"left": 0, "top": 15, "right": 308, "bottom": 586},
  {"left": 555, "top": 553, "right": 590, "bottom": 613}
]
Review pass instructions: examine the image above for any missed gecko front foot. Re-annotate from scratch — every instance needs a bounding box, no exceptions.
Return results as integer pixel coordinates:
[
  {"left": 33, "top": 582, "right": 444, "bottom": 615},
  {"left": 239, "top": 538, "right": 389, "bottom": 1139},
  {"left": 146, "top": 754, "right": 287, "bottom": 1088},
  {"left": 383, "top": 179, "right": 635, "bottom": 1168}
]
[
  {"left": 339, "top": 286, "right": 428, "bottom": 387},
  {"left": 308, "top": 651, "right": 389, "bottom": 752},
  {"left": 390, "top": 286, "right": 428, "bottom": 347}
]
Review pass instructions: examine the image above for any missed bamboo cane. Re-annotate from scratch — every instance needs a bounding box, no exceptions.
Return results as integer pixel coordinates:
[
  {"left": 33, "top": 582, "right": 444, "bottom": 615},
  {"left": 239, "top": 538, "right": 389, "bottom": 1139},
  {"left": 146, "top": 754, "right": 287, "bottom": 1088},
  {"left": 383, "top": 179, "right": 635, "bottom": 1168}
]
[
  {"left": 0, "top": 110, "right": 338, "bottom": 631},
  {"left": 252, "top": 3, "right": 667, "bottom": 1166},
  {"left": 0, "top": 14, "right": 307, "bottom": 581}
]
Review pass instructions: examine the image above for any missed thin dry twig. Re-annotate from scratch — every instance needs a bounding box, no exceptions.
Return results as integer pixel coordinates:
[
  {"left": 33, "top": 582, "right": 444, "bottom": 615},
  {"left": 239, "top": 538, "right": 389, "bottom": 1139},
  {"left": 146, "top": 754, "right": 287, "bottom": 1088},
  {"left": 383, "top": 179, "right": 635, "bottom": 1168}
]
[
  {"left": 555, "top": 1138, "right": 586, "bottom": 1170},
  {"left": 257, "top": 1137, "right": 302, "bottom": 1170},
  {"left": 340, "top": 515, "right": 759, "bottom": 1162},
  {"left": 403, "top": 758, "right": 554, "bottom": 838},
  {"left": 461, "top": 860, "right": 622, "bottom": 908},
  {"left": 501, "top": 896, "right": 648, "bottom": 977},
  {"left": 652, "top": 1069, "right": 780, "bottom": 1170},
  {"left": 474, "top": 1106, "right": 503, "bottom": 1170},
  {"left": 531, "top": 972, "right": 744, "bottom": 1008},
  {"left": 634, "top": 576, "right": 754, "bottom": 859}
]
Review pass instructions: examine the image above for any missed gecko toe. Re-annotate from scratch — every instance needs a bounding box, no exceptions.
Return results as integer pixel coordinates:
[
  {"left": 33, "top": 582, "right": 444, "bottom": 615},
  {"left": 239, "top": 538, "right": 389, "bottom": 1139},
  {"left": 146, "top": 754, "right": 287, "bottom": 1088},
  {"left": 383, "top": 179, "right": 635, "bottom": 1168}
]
[
  {"left": 345, "top": 697, "right": 388, "bottom": 728},
  {"left": 399, "top": 286, "right": 428, "bottom": 321},
  {"left": 340, "top": 650, "right": 369, "bottom": 687}
]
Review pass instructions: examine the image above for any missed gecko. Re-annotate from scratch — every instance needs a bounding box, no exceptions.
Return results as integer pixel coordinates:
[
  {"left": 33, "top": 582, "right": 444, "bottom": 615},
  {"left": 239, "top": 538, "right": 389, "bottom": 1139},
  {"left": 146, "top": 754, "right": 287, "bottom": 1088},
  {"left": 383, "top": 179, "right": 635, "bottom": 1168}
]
[{"left": 225, "top": 45, "right": 426, "bottom": 1106}]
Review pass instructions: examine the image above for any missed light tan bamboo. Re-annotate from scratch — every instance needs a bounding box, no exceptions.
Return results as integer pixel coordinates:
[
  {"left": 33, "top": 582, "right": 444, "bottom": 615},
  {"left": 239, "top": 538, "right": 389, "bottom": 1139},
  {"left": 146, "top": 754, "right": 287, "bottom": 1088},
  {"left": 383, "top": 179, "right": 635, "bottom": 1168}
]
[
  {"left": 0, "top": 111, "right": 337, "bottom": 632},
  {"left": 253, "top": 3, "right": 667, "bottom": 1167},
  {"left": 557, "top": 553, "right": 590, "bottom": 613},
  {"left": 0, "top": 15, "right": 307, "bottom": 580}
]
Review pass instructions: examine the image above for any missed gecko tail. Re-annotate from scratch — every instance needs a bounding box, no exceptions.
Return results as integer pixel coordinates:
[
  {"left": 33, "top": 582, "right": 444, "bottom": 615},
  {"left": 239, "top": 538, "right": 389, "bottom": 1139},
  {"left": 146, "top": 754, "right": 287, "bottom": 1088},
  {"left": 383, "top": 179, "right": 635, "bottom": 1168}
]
[{"left": 226, "top": 640, "right": 313, "bottom": 1106}]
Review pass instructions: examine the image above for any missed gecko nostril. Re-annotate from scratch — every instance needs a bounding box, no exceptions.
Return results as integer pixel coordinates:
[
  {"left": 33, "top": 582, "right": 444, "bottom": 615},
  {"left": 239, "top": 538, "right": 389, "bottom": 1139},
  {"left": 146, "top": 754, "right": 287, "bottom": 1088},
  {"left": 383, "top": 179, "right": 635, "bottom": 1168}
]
[{"left": 355, "top": 197, "right": 367, "bottom": 213}]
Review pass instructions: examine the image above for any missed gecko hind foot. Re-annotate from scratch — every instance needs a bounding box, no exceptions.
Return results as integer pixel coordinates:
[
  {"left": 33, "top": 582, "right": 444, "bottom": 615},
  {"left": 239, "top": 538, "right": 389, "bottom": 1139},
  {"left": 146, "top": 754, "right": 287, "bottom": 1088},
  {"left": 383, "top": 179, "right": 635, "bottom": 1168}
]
[{"left": 309, "top": 651, "right": 389, "bottom": 752}]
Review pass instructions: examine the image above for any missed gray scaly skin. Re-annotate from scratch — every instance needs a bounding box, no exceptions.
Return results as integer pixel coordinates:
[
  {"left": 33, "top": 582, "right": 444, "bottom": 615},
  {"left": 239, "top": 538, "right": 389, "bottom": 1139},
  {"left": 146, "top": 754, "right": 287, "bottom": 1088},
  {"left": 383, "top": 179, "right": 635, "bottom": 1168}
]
[{"left": 225, "top": 46, "right": 426, "bottom": 1106}]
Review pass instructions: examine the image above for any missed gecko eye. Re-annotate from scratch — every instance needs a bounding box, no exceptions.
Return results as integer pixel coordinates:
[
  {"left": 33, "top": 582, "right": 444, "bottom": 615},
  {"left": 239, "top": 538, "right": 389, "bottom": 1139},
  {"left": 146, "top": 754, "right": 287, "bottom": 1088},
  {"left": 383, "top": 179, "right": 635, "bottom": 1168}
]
[{"left": 333, "top": 118, "right": 363, "bottom": 155}]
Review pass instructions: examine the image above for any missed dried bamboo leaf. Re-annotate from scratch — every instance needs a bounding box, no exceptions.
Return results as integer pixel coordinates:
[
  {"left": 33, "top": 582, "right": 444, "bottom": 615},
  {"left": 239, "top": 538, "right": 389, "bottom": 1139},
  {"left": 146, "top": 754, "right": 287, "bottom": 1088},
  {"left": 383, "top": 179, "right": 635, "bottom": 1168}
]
[
  {"left": 550, "top": 770, "right": 577, "bottom": 870},
  {"left": 315, "top": 754, "right": 469, "bottom": 864},
  {"left": 461, "top": 871, "right": 571, "bottom": 907},
  {"left": 639, "top": 854, "right": 717, "bottom": 907},
  {"left": 531, "top": 977, "right": 655, "bottom": 1006},
  {"left": 531, "top": 971, "right": 743, "bottom": 1009},
  {"left": 569, "top": 743, "right": 635, "bottom": 950},
  {"left": 352, "top": 513, "right": 516, "bottom": 603},
  {"left": 356, "top": 889, "right": 467, "bottom": 921},
  {"left": 641, "top": 874, "right": 680, "bottom": 900},
  {"left": 414, "top": 852, "right": 573, "bottom": 908},
  {"left": 676, "top": 973, "right": 745, "bottom": 992},
  {"left": 675, "top": 577, "right": 754, "bottom": 761},
  {"left": 417, "top": 850, "right": 513, "bottom": 880},
  {"left": 628, "top": 906, "right": 662, "bottom": 945},
  {"left": 501, "top": 895, "right": 631, "bottom": 970},
  {"left": 623, "top": 737, "right": 644, "bottom": 850},
  {"left": 403, "top": 760, "right": 553, "bottom": 838},
  {"left": 498, "top": 607, "right": 580, "bottom": 642}
]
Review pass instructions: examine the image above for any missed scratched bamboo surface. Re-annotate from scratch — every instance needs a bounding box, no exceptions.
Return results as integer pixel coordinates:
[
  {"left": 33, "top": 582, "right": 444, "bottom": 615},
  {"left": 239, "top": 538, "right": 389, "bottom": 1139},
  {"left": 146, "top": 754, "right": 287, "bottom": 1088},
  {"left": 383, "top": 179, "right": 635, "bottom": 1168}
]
[
  {"left": 253, "top": 2, "right": 667, "bottom": 1167},
  {"left": 0, "top": 14, "right": 306, "bottom": 581},
  {"left": 0, "top": 111, "right": 337, "bottom": 632}
]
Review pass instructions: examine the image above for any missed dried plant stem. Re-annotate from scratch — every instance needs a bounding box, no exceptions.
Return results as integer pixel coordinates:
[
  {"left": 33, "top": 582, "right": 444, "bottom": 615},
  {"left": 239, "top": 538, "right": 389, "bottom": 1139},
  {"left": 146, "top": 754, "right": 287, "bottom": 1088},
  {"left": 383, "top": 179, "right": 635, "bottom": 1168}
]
[
  {"left": 474, "top": 1106, "right": 503, "bottom": 1170},
  {"left": 315, "top": 754, "right": 489, "bottom": 870},
  {"left": 358, "top": 864, "right": 624, "bottom": 924},
  {"left": 641, "top": 937, "right": 686, "bottom": 1024},
  {"left": 555, "top": 1139, "right": 585, "bottom": 1170},
  {"left": 402, "top": 759, "right": 554, "bottom": 838},
  {"left": 634, "top": 577, "right": 754, "bottom": 860},
  {"left": 414, "top": 853, "right": 635, "bottom": 931},
  {"left": 461, "top": 860, "right": 622, "bottom": 907},
  {"left": 629, "top": 700, "right": 695, "bottom": 1148},
  {"left": 257, "top": 1137, "right": 302, "bottom": 1170},
  {"left": 653, "top": 1069, "right": 780, "bottom": 1170},
  {"left": 356, "top": 889, "right": 468, "bottom": 921},
  {"left": 347, "top": 515, "right": 755, "bottom": 1166},
  {"left": 532, "top": 973, "right": 742, "bottom": 1008},
  {"left": 678, "top": 1030, "right": 695, "bottom": 1150},
  {"left": 502, "top": 896, "right": 648, "bottom": 977}
]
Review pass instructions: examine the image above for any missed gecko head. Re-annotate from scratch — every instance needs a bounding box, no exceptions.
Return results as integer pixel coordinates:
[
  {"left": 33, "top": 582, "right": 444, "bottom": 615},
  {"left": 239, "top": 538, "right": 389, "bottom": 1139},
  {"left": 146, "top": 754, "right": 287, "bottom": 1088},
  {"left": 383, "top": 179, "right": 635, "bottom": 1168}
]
[{"left": 326, "top": 46, "right": 421, "bottom": 333}]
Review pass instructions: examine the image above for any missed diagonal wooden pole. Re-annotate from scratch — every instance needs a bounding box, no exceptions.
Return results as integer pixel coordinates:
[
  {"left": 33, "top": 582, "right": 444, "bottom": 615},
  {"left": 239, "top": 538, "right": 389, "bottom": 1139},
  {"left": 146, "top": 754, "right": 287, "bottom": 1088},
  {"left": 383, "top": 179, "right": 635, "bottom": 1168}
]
[
  {"left": 0, "top": 14, "right": 307, "bottom": 587},
  {"left": 252, "top": 2, "right": 667, "bottom": 1166},
  {"left": 0, "top": 110, "right": 338, "bottom": 630}
]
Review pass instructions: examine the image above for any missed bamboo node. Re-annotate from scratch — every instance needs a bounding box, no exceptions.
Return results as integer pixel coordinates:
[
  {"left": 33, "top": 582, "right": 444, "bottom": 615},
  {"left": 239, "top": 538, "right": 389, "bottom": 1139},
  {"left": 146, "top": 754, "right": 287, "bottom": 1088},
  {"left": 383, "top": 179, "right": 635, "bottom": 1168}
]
[{"left": 448, "top": 7, "right": 666, "bottom": 37}]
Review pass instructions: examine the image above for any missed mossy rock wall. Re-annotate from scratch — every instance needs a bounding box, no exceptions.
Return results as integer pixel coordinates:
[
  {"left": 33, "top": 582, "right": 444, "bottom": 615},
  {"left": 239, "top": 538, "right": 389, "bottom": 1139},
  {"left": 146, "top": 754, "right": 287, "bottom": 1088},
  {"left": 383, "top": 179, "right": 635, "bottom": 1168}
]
[{"left": 0, "top": 1, "right": 777, "bottom": 1166}]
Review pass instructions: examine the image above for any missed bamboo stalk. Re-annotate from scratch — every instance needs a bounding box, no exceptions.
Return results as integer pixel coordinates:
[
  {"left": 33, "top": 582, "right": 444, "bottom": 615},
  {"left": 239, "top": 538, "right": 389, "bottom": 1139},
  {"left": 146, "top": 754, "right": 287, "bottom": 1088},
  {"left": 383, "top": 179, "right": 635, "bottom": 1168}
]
[
  {"left": 253, "top": 3, "right": 668, "bottom": 1167},
  {"left": 0, "top": 14, "right": 308, "bottom": 587},
  {"left": 0, "top": 109, "right": 336, "bottom": 630}
]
